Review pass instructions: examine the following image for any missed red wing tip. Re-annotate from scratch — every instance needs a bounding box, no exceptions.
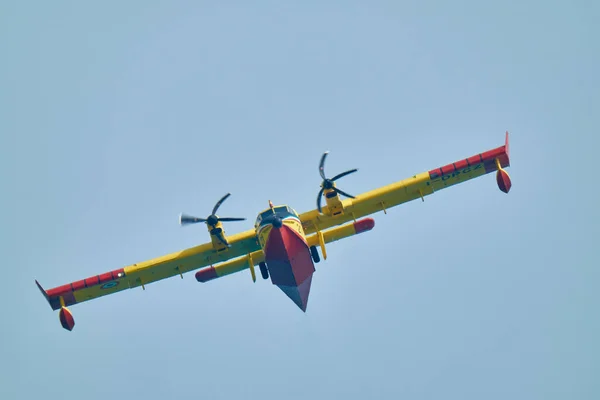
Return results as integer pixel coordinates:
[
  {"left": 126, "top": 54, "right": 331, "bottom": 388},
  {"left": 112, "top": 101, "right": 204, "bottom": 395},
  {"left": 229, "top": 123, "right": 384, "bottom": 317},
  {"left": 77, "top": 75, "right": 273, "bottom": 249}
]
[
  {"left": 35, "top": 280, "right": 58, "bottom": 310},
  {"left": 35, "top": 280, "right": 49, "bottom": 299},
  {"left": 504, "top": 131, "right": 510, "bottom": 165}
]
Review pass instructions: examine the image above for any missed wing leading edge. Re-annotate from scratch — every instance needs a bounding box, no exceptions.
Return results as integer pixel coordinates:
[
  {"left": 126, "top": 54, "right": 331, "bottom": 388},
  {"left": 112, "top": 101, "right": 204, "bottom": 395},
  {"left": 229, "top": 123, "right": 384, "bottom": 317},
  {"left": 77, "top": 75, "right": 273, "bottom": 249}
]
[
  {"left": 36, "top": 228, "right": 260, "bottom": 311},
  {"left": 37, "top": 132, "right": 511, "bottom": 330},
  {"left": 299, "top": 132, "right": 511, "bottom": 234}
]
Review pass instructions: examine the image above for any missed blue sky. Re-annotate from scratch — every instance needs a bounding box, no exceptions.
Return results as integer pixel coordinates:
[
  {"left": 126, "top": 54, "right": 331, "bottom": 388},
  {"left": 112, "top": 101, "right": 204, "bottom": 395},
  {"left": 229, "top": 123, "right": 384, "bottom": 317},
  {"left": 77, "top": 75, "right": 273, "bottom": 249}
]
[{"left": 1, "top": 1, "right": 598, "bottom": 399}]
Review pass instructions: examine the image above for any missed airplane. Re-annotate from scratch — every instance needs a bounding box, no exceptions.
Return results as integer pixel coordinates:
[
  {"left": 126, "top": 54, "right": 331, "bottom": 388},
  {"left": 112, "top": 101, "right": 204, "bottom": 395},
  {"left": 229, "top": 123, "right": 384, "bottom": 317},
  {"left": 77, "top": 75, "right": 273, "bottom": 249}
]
[{"left": 36, "top": 132, "right": 512, "bottom": 331}]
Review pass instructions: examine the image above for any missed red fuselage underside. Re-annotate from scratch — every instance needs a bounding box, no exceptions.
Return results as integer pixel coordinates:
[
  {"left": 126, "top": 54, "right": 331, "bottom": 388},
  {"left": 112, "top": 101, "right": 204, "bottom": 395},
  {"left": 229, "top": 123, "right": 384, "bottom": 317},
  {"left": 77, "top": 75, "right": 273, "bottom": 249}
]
[{"left": 264, "top": 224, "right": 315, "bottom": 312}]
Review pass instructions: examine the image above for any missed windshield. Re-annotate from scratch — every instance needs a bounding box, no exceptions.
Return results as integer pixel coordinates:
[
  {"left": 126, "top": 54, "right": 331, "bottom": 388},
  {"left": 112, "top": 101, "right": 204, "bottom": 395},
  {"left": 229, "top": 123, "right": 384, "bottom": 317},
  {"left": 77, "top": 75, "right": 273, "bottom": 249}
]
[{"left": 255, "top": 206, "right": 298, "bottom": 227}]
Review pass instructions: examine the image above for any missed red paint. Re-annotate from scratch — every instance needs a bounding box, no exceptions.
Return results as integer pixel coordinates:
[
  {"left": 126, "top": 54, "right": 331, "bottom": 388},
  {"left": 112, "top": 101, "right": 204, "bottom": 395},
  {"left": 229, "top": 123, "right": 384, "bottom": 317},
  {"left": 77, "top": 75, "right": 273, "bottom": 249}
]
[
  {"left": 72, "top": 279, "right": 86, "bottom": 291},
  {"left": 48, "top": 268, "right": 125, "bottom": 296},
  {"left": 195, "top": 266, "right": 218, "bottom": 282},
  {"left": 41, "top": 267, "right": 127, "bottom": 311},
  {"left": 441, "top": 164, "right": 455, "bottom": 175},
  {"left": 428, "top": 135, "right": 511, "bottom": 181},
  {"left": 59, "top": 307, "right": 75, "bottom": 331},
  {"left": 454, "top": 159, "right": 469, "bottom": 170},
  {"left": 498, "top": 153, "right": 509, "bottom": 167},
  {"left": 84, "top": 276, "right": 100, "bottom": 287},
  {"left": 277, "top": 274, "right": 313, "bottom": 312},
  {"left": 496, "top": 169, "right": 512, "bottom": 193},
  {"left": 504, "top": 131, "right": 510, "bottom": 164},
  {"left": 480, "top": 147, "right": 505, "bottom": 164},
  {"left": 47, "top": 284, "right": 72, "bottom": 298},
  {"left": 264, "top": 224, "right": 315, "bottom": 311},
  {"left": 265, "top": 225, "right": 314, "bottom": 287},
  {"left": 466, "top": 155, "right": 482, "bottom": 167},
  {"left": 354, "top": 218, "right": 375, "bottom": 234},
  {"left": 110, "top": 268, "right": 125, "bottom": 280},
  {"left": 98, "top": 273, "right": 112, "bottom": 284}
]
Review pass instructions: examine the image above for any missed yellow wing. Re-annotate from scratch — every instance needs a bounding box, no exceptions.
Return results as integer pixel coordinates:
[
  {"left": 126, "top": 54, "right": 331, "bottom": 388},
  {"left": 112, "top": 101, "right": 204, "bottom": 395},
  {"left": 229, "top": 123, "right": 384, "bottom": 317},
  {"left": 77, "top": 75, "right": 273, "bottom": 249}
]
[
  {"left": 37, "top": 228, "right": 260, "bottom": 311},
  {"left": 299, "top": 132, "right": 511, "bottom": 234},
  {"left": 37, "top": 132, "right": 511, "bottom": 327},
  {"left": 192, "top": 133, "right": 512, "bottom": 284}
]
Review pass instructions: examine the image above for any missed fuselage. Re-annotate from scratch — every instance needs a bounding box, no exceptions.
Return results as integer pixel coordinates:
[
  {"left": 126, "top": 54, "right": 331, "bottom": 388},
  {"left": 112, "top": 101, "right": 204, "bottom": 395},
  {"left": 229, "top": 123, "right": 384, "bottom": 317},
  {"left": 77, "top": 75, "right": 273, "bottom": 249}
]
[{"left": 255, "top": 205, "right": 315, "bottom": 311}]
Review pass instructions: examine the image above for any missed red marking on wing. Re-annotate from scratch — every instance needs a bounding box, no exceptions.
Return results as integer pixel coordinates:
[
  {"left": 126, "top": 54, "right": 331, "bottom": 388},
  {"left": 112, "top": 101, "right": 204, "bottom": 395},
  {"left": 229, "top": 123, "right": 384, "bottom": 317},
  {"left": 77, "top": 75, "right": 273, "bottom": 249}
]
[
  {"left": 72, "top": 280, "right": 86, "bottom": 291},
  {"left": 84, "top": 276, "right": 100, "bottom": 288},
  {"left": 98, "top": 273, "right": 113, "bottom": 284},
  {"left": 47, "top": 284, "right": 72, "bottom": 298},
  {"left": 481, "top": 147, "right": 504, "bottom": 163},
  {"left": 39, "top": 268, "right": 126, "bottom": 310},
  {"left": 454, "top": 159, "right": 469, "bottom": 170},
  {"left": 441, "top": 164, "right": 455, "bottom": 175},
  {"left": 428, "top": 133, "right": 511, "bottom": 180},
  {"left": 504, "top": 131, "right": 510, "bottom": 163},
  {"left": 467, "top": 155, "right": 481, "bottom": 166}
]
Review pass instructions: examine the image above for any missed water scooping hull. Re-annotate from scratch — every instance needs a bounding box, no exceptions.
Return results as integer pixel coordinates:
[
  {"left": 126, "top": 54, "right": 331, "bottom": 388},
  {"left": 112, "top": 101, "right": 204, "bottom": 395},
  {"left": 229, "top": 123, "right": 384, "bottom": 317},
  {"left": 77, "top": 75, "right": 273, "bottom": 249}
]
[{"left": 264, "top": 224, "right": 315, "bottom": 311}]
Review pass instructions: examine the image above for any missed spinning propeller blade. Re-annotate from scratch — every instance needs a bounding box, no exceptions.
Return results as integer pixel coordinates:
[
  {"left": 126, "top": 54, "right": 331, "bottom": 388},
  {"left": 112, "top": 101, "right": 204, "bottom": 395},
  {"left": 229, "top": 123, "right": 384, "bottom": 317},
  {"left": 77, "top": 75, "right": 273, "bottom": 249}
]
[
  {"left": 316, "top": 152, "right": 358, "bottom": 213},
  {"left": 212, "top": 193, "right": 231, "bottom": 215},
  {"left": 179, "top": 193, "right": 246, "bottom": 227},
  {"left": 179, "top": 214, "right": 207, "bottom": 226}
]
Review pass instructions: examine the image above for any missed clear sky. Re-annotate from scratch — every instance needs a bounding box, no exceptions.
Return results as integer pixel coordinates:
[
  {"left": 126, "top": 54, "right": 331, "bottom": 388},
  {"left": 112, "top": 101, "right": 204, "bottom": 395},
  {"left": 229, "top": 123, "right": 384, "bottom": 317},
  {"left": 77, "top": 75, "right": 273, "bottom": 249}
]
[{"left": 1, "top": 1, "right": 598, "bottom": 399}]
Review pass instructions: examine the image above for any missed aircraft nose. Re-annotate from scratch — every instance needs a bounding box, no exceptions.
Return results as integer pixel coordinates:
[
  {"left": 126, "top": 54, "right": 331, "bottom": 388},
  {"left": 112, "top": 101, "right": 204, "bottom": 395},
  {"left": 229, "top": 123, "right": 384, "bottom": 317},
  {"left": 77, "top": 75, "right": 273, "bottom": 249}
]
[{"left": 272, "top": 216, "right": 283, "bottom": 228}]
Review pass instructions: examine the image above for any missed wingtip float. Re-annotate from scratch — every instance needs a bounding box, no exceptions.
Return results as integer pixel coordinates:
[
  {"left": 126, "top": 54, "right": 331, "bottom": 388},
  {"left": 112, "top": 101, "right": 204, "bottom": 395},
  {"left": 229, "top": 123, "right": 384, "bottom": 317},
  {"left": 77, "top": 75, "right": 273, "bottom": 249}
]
[
  {"left": 38, "top": 132, "right": 512, "bottom": 331},
  {"left": 36, "top": 280, "right": 75, "bottom": 331},
  {"left": 496, "top": 131, "right": 512, "bottom": 193},
  {"left": 426, "top": 130, "right": 511, "bottom": 195}
]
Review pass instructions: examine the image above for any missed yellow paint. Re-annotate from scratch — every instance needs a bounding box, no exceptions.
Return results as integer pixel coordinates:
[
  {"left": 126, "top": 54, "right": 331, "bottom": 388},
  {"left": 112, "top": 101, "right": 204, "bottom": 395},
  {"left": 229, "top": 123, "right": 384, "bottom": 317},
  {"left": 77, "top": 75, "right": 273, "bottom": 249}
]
[
  {"left": 58, "top": 141, "right": 509, "bottom": 308},
  {"left": 299, "top": 166, "right": 490, "bottom": 235},
  {"left": 323, "top": 187, "right": 344, "bottom": 216},
  {"left": 117, "top": 229, "right": 259, "bottom": 290},
  {"left": 299, "top": 171, "right": 433, "bottom": 235},
  {"left": 207, "top": 221, "right": 229, "bottom": 251},
  {"left": 203, "top": 220, "right": 375, "bottom": 281},
  {"left": 306, "top": 221, "right": 360, "bottom": 247},
  {"left": 212, "top": 250, "right": 265, "bottom": 278},
  {"left": 317, "top": 230, "right": 327, "bottom": 260},
  {"left": 256, "top": 224, "right": 273, "bottom": 250},
  {"left": 248, "top": 253, "right": 256, "bottom": 282}
]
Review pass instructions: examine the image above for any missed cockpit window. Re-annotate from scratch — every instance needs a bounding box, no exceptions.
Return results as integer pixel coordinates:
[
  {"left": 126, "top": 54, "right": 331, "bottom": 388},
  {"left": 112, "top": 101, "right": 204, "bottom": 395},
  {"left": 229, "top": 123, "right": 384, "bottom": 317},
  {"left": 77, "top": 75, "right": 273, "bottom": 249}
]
[
  {"left": 260, "top": 209, "right": 275, "bottom": 220},
  {"left": 255, "top": 205, "right": 298, "bottom": 227}
]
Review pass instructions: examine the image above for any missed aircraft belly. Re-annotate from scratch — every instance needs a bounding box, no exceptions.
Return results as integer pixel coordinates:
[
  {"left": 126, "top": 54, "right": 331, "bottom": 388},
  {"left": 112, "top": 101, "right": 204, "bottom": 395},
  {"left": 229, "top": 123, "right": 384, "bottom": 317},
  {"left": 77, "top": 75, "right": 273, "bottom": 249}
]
[{"left": 264, "top": 224, "right": 315, "bottom": 311}]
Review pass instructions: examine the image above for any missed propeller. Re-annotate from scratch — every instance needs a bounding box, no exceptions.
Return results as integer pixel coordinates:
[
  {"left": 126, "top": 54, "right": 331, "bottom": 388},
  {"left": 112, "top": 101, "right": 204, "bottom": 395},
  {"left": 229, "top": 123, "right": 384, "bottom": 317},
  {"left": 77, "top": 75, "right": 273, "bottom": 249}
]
[
  {"left": 317, "top": 151, "right": 358, "bottom": 213},
  {"left": 179, "top": 193, "right": 246, "bottom": 246}
]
